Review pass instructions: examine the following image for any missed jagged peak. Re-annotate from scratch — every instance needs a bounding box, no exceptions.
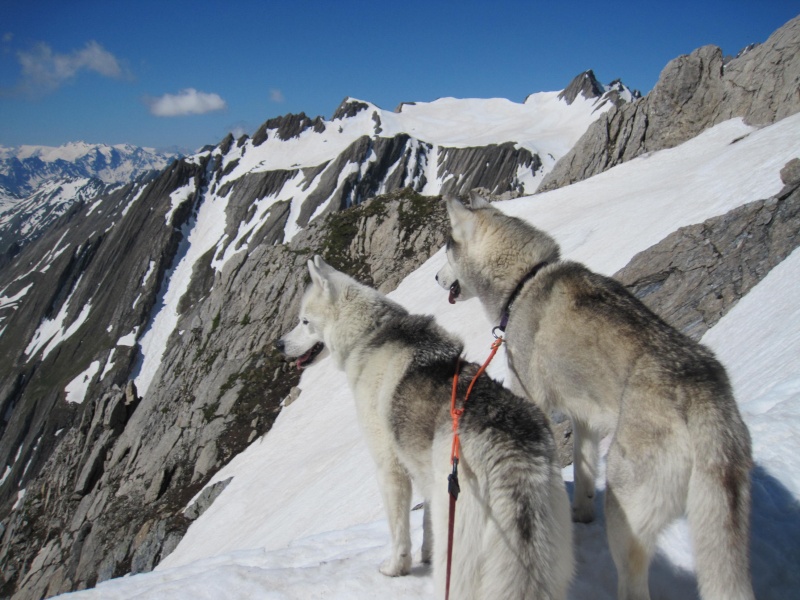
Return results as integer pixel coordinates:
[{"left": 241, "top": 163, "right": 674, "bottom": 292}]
[
  {"left": 331, "top": 97, "right": 372, "bottom": 121},
  {"left": 251, "top": 112, "right": 326, "bottom": 146},
  {"left": 558, "top": 70, "right": 605, "bottom": 105},
  {"left": 556, "top": 71, "right": 640, "bottom": 109}
]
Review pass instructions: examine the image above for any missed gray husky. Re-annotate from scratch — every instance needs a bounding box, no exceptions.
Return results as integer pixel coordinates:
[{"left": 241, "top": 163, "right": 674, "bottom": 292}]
[
  {"left": 435, "top": 195, "right": 754, "bottom": 600},
  {"left": 277, "top": 256, "right": 573, "bottom": 600}
]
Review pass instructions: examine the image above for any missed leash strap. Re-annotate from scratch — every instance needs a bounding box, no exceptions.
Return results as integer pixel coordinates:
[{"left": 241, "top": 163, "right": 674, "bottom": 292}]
[{"left": 445, "top": 337, "right": 504, "bottom": 600}]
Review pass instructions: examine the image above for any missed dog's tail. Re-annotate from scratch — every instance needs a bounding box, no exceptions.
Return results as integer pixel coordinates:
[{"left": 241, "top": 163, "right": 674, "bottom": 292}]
[
  {"left": 687, "top": 379, "right": 755, "bottom": 600},
  {"left": 440, "top": 387, "right": 573, "bottom": 600}
]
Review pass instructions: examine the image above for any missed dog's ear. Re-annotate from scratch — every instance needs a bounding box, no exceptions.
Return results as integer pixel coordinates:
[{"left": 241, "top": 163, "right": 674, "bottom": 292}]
[
  {"left": 312, "top": 255, "right": 332, "bottom": 273},
  {"left": 467, "top": 191, "right": 491, "bottom": 209},
  {"left": 308, "top": 258, "right": 331, "bottom": 295},
  {"left": 445, "top": 196, "right": 476, "bottom": 243}
]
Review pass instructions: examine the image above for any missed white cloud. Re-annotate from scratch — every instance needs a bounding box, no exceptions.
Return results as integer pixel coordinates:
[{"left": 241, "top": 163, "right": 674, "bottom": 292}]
[
  {"left": 270, "top": 88, "right": 285, "bottom": 103},
  {"left": 16, "top": 40, "right": 127, "bottom": 93},
  {"left": 147, "top": 88, "right": 228, "bottom": 117}
]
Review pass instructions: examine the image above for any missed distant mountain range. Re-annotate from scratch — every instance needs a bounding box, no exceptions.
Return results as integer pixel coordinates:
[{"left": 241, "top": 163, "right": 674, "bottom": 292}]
[{"left": 0, "top": 142, "right": 180, "bottom": 199}]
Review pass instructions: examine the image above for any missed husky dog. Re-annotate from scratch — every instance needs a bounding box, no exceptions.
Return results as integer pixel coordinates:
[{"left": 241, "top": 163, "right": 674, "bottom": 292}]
[
  {"left": 435, "top": 195, "right": 754, "bottom": 600},
  {"left": 276, "top": 256, "right": 573, "bottom": 600}
]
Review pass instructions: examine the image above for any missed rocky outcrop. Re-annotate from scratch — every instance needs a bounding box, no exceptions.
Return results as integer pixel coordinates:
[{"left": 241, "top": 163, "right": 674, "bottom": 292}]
[
  {"left": 539, "top": 15, "right": 800, "bottom": 192},
  {"left": 252, "top": 112, "right": 326, "bottom": 146},
  {"left": 617, "top": 158, "right": 800, "bottom": 340},
  {"left": 437, "top": 143, "right": 541, "bottom": 198},
  {"left": 331, "top": 98, "right": 370, "bottom": 121},
  {"left": 558, "top": 70, "right": 606, "bottom": 105}
]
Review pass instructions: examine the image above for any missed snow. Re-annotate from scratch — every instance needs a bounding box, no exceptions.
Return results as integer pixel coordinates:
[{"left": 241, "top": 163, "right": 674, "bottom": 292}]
[
  {"left": 24, "top": 275, "right": 92, "bottom": 362},
  {"left": 117, "top": 327, "right": 139, "bottom": 347},
  {"left": 164, "top": 181, "right": 196, "bottom": 226},
  {"left": 57, "top": 113, "right": 800, "bottom": 599},
  {"left": 12, "top": 489, "right": 25, "bottom": 511},
  {"left": 133, "top": 188, "right": 229, "bottom": 397},
  {"left": 101, "top": 349, "right": 116, "bottom": 379},
  {"left": 64, "top": 360, "right": 102, "bottom": 404},
  {"left": 219, "top": 93, "right": 610, "bottom": 181},
  {"left": 0, "top": 282, "right": 33, "bottom": 309}
]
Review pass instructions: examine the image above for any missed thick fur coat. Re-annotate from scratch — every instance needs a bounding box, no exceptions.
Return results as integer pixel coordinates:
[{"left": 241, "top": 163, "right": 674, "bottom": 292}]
[{"left": 436, "top": 195, "right": 754, "bottom": 600}]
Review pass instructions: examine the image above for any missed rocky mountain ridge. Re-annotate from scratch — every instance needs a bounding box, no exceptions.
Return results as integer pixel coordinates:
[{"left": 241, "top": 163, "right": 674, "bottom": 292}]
[
  {"left": 0, "top": 14, "right": 798, "bottom": 599},
  {"left": 539, "top": 14, "right": 800, "bottom": 192}
]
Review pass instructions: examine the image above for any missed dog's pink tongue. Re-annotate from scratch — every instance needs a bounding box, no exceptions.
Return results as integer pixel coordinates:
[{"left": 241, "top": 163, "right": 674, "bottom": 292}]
[
  {"left": 295, "top": 348, "right": 313, "bottom": 370},
  {"left": 448, "top": 281, "right": 460, "bottom": 304}
]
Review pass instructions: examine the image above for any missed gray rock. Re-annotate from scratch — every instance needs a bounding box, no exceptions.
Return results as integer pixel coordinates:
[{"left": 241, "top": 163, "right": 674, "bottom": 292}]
[
  {"left": 184, "top": 477, "right": 233, "bottom": 521},
  {"left": 539, "top": 15, "right": 800, "bottom": 192},
  {"left": 558, "top": 70, "right": 605, "bottom": 104},
  {"left": 617, "top": 172, "right": 800, "bottom": 339}
]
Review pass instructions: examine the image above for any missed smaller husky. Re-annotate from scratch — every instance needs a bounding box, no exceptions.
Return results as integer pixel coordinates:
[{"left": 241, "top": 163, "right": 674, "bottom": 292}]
[
  {"left": 436, "top": 195, "right": 754, "bottom": 600},
  {"left": 277, "top": 256, "right": 573, "bottom": 600}
]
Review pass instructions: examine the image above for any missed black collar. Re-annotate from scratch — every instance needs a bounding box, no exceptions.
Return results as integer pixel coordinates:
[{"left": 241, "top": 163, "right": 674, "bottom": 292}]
[{"left": 496, "top": 261, "right": 548, "bottom": 333}]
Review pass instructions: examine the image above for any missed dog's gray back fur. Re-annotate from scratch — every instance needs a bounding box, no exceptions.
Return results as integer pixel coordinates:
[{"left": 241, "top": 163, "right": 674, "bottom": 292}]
[
  {"left": 438, "top": 197, "right": 754, "bottom": 600},
  {"left": 365, "top": 304, "right": 573, "bottom": 598}
]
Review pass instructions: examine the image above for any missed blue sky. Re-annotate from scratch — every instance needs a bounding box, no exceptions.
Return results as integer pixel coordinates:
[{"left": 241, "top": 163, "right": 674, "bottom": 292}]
[{"left": 1, "top": 1, "right": 797, "bottom": 152}]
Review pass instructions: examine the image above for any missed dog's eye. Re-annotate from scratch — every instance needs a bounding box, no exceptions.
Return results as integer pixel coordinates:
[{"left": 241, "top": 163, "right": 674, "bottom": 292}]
[{"left": 302, "top": 318, "right": 309, "bottom": 325}]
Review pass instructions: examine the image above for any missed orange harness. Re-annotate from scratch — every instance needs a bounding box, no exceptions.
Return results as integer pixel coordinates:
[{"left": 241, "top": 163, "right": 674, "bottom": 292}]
[{"left": 445, "top": 336, "right": 504, "bottom": 600}]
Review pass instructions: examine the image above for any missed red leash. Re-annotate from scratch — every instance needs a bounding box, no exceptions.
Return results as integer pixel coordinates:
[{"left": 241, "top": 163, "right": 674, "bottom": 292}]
[{"left": 445, "top": 336, "right": 504, "bottom": 600}]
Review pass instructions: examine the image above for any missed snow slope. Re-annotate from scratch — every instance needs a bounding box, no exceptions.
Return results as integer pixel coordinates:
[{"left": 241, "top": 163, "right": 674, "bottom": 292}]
[{"left": 59, "top": 114, "right": 800, "bottom": 599}]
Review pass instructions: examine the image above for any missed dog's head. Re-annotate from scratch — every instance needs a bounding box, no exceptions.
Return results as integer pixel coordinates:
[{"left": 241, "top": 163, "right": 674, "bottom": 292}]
[
  {"left": 435, "top": 193, "right": 492, "bottom": 304},
  {"left": 436, "top": 193, "right": 561, "bottom": 311},
  {"left": 275, "top": 256, "right": 336, "bottom": 370}
]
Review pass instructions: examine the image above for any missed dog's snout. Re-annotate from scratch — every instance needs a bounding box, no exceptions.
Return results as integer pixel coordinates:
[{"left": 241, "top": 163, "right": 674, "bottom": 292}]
[{"left": 274, "top": 339, "right": 285, "bottom": 353}]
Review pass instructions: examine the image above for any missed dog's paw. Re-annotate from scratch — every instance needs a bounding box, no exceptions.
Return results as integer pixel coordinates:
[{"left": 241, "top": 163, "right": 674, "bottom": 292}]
[
  {"left": 571, "top": 502, "right": 595, "bottom": 524},
  {"left": 379, "top": 555, "right": 411, "bottom": 577},
  {"left": 419, "top": 545, "right": 432, "bottom": 565}
]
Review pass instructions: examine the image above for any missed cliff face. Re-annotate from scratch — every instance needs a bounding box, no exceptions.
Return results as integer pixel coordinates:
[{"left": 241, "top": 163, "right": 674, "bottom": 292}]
[
  {"left": 538, "top": 15, "right": 800, "bottom": 192},
  {"left": 0, "top": 174, "right": 450, "bottom": 597}
]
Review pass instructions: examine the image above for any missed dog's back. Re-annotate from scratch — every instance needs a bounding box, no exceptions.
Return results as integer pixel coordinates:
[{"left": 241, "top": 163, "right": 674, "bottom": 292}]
[
  {"left": 509, "top": 261, "right": 753, "bottom": 599},
  {"left": 383, "top": 316, "right": 573, "bottom": 599},
  {"left": 447, "top": 370, "right": 573, "bottom": 600}
]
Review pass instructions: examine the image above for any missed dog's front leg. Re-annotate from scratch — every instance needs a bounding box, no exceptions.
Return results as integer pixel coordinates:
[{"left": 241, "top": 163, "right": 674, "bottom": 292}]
[
  {"left": 572, "top": 418, "right": 599, "bottom": 523},
  {"left": 376, "top": 459, "right": 413, "bottom": 576}
]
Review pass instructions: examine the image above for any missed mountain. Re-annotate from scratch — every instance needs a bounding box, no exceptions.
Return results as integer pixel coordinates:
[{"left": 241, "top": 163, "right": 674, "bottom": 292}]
[
  {"left": 1, "top": 14, "right": 799, "bottom": 600},
  {"left": 0, "top": 143, "right": 179, "bottom": 262},
  {"left": 539, "top": 15, "right": 800, "bottom": 192},
  {"left": 0, "top": 143, "right": 179, "bottom": 199}
]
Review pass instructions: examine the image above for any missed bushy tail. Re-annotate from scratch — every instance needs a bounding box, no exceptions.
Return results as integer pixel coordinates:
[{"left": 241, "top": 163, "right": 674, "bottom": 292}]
[
  {"left": 687, "top": 389, "right": 755, "bottom": 600},
  {"left": 436, "top": 428, "right": 573, "bottom": 600},
  {"left": 687, "top": 447, "right": 755, "bottom": 600}
]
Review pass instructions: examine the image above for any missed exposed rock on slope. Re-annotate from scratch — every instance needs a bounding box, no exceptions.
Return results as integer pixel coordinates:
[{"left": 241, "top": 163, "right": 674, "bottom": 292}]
[
  {"left": 539, "top": 15, "right": 800, "bottom": 192},
  {"left": 617, "top": 158, "right": 800, "bottom": 340}
]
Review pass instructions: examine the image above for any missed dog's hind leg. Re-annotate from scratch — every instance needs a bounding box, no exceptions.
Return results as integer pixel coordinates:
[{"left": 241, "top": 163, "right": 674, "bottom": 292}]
[
  {"left": 572, "top": 418, "right": 600, "bottom": 523},
  {"left": 605, "top": 484, "right": 654, "bottom": 600},
  {"left": 604, "top": 434, "right": 690, "bottom": 600},
  {"left": 375, "top": 459, "right": 413, "bottom": 577}
]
